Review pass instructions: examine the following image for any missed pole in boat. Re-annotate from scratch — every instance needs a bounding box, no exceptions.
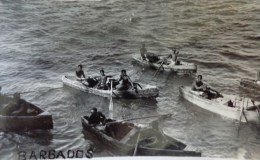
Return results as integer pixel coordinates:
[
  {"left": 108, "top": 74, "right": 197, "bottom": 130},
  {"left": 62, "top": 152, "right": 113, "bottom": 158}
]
[
  {"left": 109, "top": 79, "right": 113, "bottom": 119},
  {"left": 133, "top": 132, "right": 141, "bottom": 156}
]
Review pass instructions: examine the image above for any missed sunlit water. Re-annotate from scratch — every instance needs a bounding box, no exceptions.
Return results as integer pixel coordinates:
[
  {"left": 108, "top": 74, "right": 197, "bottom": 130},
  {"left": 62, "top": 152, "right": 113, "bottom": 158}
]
[{"left": 0, "top": 0, "right": 260, "bottom": 159}]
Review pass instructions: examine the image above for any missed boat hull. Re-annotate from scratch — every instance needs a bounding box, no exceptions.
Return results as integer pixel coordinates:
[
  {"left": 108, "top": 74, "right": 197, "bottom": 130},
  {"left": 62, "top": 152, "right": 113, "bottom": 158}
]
[
  {"left": 81, "top": 116, "right": 201, "bottom": 157},
  {"left": 0, "top": 102, "right": 53, "bottom": 130},
  {"left": 179, "top": 86, "right": 259, "bottom": 123},
  {"left": 132, "top": 55, "right": 197, "bottom": 74},
  {"left": 62, "top": 76, "right": 159, "bottom": 99}
]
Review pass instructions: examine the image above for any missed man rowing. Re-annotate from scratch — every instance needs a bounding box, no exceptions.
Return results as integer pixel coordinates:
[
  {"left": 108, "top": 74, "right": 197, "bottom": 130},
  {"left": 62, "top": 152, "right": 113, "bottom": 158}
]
[
  {"left": 86, "top": 107, "right": 106, "bottom": 126},
  {"left": 192, "top": 75, "right": 222, "bottom": 99}
]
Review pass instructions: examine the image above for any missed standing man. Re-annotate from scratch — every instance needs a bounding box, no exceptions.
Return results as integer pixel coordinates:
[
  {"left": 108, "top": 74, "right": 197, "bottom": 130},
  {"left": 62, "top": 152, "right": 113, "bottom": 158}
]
[{"left": 140, "top": 44, "right": 147, "bottom": 61}]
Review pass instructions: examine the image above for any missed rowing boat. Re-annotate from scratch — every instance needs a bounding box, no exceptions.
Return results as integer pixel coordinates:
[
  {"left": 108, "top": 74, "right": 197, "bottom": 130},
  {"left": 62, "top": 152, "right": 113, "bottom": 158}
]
[
  {"left": 81, "top": 116, "right": 201, "bottom": 156},
  {"left": 62, "top": 76, "right": 159, "bottom": 99},
  {"left": 179, "top": 86, "right": 260, "bottom": 123},
  {"left": 132, "top": 55, "right": 197, "bottom": 74},
  {"left": 240, "top": 78, "right": 260, "bottom": 91},
  {"left": 0, "top": 96, "right": 53, "bottom": 130}
]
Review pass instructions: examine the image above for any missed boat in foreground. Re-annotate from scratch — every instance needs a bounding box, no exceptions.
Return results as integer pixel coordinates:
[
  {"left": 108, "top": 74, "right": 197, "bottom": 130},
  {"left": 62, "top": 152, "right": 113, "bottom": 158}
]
[
  {"left": 132, "top": 55, "right": 197, "bottom": 74},
  {"left": 179, "top": 86, "right": 260, "bottom": 123},
  {"left": 0, "top": 96, "right": 53, "bottom": 130},
  {"left": 81, "top": 116, "right": 201, "bottom": 157},
  {"left": 62, "top": 75, "right": 159, "bottom": 99}
]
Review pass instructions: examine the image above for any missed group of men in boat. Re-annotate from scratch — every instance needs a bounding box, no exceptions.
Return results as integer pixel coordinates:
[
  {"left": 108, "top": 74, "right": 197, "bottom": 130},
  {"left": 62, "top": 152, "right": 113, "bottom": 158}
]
[
  {"left": 140, "top": 44, "right": 180, "bottom": 65},
  {"left": 0, "top": 87, "right": 38, "bottom": 116},
  {"left": 76, "top": 65, "right": 139, "bottom": 91}
]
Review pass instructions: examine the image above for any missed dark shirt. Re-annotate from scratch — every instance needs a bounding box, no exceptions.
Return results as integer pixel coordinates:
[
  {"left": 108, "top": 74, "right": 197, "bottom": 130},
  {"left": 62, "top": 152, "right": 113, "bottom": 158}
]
[
  {"left": 76, "top": 70, "right": 85, "bottom": 78},
  {"left": 88, "top": 112, "right": 106, "bottom": 125},
  {"left": 196, "top": 81, "right": 203, "bottom": 87},
  {"left": 192, "top": 80, "right": 204, "bottom": 91}
]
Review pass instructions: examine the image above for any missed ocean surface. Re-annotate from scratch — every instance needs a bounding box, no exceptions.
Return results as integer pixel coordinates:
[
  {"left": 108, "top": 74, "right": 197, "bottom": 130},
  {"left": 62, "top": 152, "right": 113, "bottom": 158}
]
[{"left": 0, "top": 0, "right": 260, "bottom": 159}]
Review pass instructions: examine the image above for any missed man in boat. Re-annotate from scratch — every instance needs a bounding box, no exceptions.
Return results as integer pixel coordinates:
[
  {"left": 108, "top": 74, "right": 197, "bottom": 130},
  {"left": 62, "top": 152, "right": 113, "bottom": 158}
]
[
  {"left": 172, "top": 49, "right": 180, "bottom": 65},
  {"left": 0, "top": 93, "right": 33, "bottom": 116},
  {"left": 140, "top": 44, "right": 148, "bottom": 61},
  {"left": 87, "top": 107, "right": 106, "bottom": 126},
  {"left": 95, "top": 69, "right": 111, "bottom": 90},
  {"left": 117, "top": 70, "right": 134, "bottom": 91},
  {"left": 192, "top": 75, "right": 222, "bottom": 99},
  {"left": 192, "top": 75, "right": 205, "bottom": 91},
  {"left": 140, "top": 44, "right": 160, "bottom": 63},
  {"left": 76, "top": 64, "right": 86, "bottom": 80}
]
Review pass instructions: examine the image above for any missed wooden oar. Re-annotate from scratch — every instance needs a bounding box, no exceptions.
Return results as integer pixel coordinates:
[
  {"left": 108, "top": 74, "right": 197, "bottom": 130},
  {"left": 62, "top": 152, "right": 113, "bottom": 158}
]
[
  {"left": 109, "top": 79, "right": 113, "bottom": 119},
  {"left": 106, "top": 113, "right": 172, "bottom": 125},
  {"left": 153, "top": 55, "right": 172, "bottom": 77},
  {"left": 133, "top": 132, "right": 141, "bottom": 156},
  {"left": 4, "top": 86, "right": 63, "bottom": 96}
]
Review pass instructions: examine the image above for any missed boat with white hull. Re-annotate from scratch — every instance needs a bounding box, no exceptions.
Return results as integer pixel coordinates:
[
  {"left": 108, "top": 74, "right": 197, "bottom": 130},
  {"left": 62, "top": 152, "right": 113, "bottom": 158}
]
[
  {"left": 179, "top": 86, "right": 260, "bottom": 123},
  {"left": 62, "top": 75, "right": 159, "bottom": 99},
  {"left": 132, "top": 55, "right": 197, "bottom": 74}
]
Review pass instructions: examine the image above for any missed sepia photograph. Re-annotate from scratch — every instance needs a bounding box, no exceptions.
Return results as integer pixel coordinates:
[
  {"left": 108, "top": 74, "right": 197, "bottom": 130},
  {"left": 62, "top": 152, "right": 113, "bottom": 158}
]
[{"left": 0, "top": 0, "right": 259, "bottom": 159}]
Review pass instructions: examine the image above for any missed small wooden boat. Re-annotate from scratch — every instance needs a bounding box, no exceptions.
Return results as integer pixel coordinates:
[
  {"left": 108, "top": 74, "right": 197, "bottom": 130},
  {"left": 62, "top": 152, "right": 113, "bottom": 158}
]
[
  {"left": 240, "top": 78, "right": 260, "bottom": 91},
  {"left": 81, "top": 116, "right": 201, "bottom": 157},
  {"left": 132, "top": 55, "right": 197, "bottom": 74},
  {"left": 179, "top": 86, "right": 260, "bottom": 123},
  {"left": 62, "top": 76, "right": 159, "bottom": 99},
  {"left": 0, "top": 96, "right": 53, "bottom": 130}
]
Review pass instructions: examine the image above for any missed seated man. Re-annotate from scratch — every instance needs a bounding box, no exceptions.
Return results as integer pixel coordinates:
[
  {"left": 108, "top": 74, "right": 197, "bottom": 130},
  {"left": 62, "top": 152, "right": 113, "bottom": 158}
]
[
  {"left": 192, "top": 75, "right": 205, "bottom": 91},
  {"left": 140, "top": 44, "right": 160, "bottom": 63},
  {"left": 95, "top": 70, "right": 113, "bottom": 90},
  {"left": 0, "top": 93, "right": 30, "bottom": 116},
  {"left": 192, "top": 75, "right": 221, "bottom": 99},
  {"left": 87, "top": 107, "right": 106, "bottom": 126},
  {"left": 76, "top": 64, "right": 86, "bottom": 80}
]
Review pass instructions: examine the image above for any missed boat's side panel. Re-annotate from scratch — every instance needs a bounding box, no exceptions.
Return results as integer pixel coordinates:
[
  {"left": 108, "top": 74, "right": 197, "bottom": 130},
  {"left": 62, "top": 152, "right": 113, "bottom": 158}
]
[
  {"left": 0, "top": 111, "right": 53, "bottom": 130},
  {"left": 81, "top": 117, "right": 134, "bottom": 154},
  {"left": 62, "top": 76, "right": 111, "bottom": 97},
  {"left": 179, "top": 87, "right": 259, "bottom": 122}
]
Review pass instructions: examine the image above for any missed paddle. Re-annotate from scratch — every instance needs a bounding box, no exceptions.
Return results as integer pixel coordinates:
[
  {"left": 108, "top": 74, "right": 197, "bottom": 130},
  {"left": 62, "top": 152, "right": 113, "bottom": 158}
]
[
  {"left": 133, "top": 132, "right": 141, "bottom": 156},
  {"left": 106, "top": 113, "right": 172, "bottom": 125},
  {"left": 109, "top": 79, "right": 113, "bottom": 119},
  {"left": 4, "top": 86, "right": 63, "bottom": 96},
  {"left": 153, "top": 55, "right": 171, "bottom": 77}
]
